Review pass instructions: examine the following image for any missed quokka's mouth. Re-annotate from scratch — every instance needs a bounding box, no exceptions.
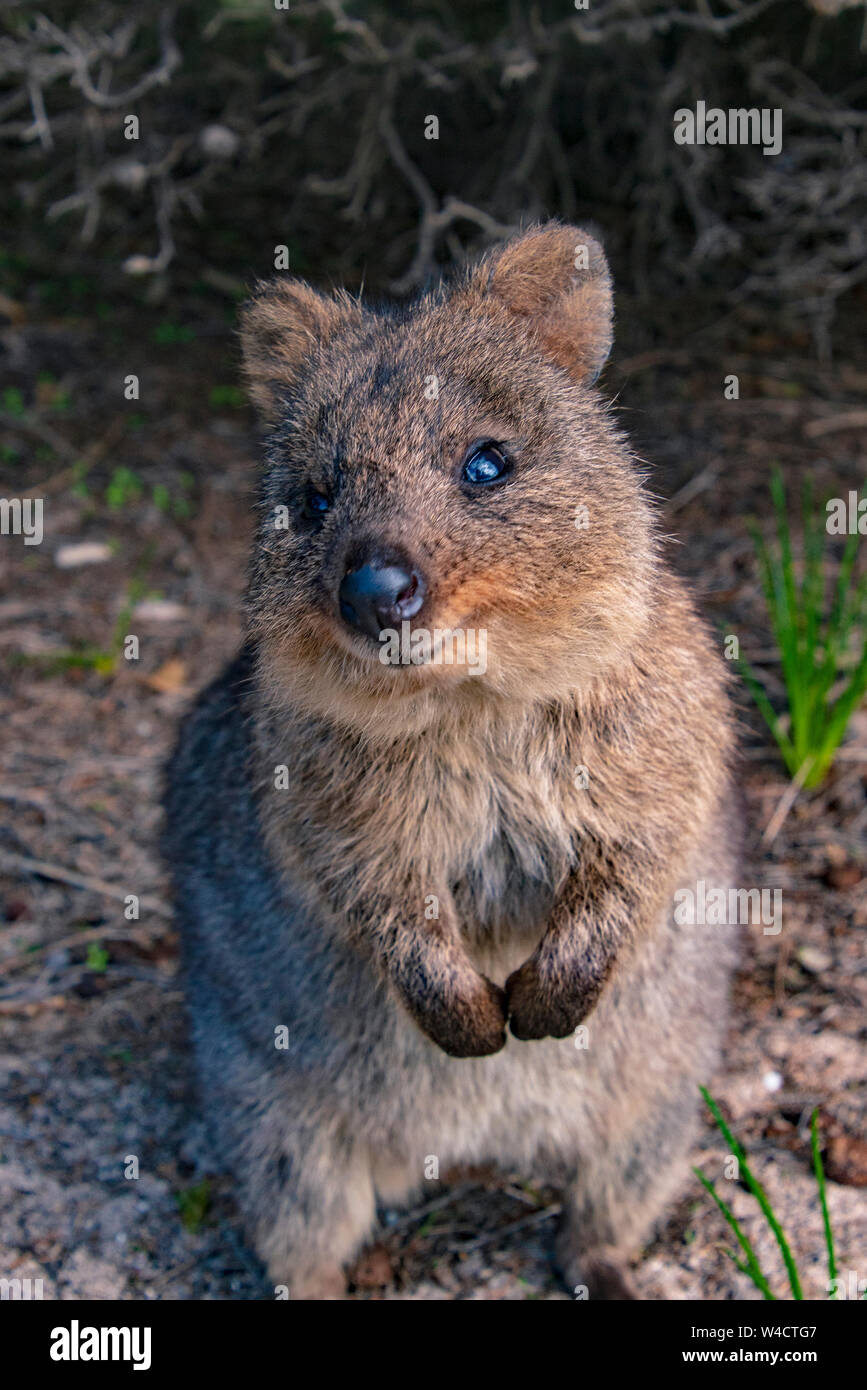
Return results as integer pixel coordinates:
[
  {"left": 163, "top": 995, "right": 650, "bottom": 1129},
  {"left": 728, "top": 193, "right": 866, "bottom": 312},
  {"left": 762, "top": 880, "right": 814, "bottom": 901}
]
[
  {"left": 323, "top": 610, "right": 490, "bottom": 681},
  {"left": 376, "top": 619, "right": 489, "bottom": 678}
]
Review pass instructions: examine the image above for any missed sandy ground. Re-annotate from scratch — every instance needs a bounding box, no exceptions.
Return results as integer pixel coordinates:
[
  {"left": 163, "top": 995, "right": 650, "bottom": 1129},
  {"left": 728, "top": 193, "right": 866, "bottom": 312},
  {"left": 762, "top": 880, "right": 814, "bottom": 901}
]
[{"left": 1, "top": 300, "right": 865, "bottom": 1299}]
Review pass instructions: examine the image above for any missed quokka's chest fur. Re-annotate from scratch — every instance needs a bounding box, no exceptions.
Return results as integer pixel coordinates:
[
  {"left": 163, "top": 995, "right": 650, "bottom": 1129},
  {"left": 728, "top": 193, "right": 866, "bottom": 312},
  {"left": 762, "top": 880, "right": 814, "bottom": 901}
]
[{"left": 255, "top": 692, "right": 581, "bottom": 928}]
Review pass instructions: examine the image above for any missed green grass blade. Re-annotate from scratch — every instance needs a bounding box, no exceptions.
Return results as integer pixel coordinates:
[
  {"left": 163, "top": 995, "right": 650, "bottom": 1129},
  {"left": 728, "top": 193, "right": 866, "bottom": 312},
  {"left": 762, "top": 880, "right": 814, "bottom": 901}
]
[
  {"left": 811, "top": 1109, "right": 836, "bottom": 1298},
  {"left": 748, "top": 519, "right": 782, "bottom": 631},
  {"left": 800, "top": 478, "right": 826, "bottom": 736},
  {"left": 810, "top": 636, "right": 867, "bottom": 785},
  {"left": 738, "top": 659, "right": 797, "bottom": 770},
  {"left": 701, "top": 1087, "right": 803, "bottom": 1300},
  {"left": 815, "top": 513, "right": 863, "bottom": 701},
  {"left": 693, "top": 1167, "right": 775, "bottom": 1300},
  {"left": 770, "top": 471, "right": 805, "bottom": 745}
]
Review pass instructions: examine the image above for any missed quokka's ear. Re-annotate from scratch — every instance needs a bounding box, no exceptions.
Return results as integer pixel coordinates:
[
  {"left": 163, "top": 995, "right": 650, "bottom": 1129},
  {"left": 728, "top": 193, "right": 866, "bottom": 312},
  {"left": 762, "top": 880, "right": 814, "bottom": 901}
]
[
  {"left": 239, "top": 279, "right": 360, "bottom": 423},
  {"left": 467, "top": 222, "right": 613, "bottom": 385}
]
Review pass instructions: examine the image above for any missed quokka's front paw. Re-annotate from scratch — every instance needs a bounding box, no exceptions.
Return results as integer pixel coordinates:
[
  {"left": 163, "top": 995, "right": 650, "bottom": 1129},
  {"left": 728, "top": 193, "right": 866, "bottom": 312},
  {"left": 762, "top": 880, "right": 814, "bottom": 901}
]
[
  {"left": 505, "top": 956, "right": 602, "bottom": 1041},
  {"left": 407, "top": 972, "right": 508, "bottom": 1058}
]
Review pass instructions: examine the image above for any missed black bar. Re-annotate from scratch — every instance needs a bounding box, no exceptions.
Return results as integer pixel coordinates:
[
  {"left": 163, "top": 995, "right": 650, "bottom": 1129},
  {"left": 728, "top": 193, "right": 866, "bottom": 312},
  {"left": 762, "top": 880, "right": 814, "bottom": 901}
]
[{"left": 5, "top": 1297, "right": 860, "bottom": 1376}]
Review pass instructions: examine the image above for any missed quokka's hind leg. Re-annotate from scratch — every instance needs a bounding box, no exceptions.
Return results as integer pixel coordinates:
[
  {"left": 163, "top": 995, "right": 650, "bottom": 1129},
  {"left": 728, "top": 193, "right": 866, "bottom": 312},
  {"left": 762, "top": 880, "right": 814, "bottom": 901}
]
[
  {"left": 187, "top": 994, "right": 377, "bottom": 1299},
  {"left": 242, "top": 1123, "right": 377, "bottom": 1300},
  {"left": 555, "top": 1080, "right": 699, "bottom": 1301}
]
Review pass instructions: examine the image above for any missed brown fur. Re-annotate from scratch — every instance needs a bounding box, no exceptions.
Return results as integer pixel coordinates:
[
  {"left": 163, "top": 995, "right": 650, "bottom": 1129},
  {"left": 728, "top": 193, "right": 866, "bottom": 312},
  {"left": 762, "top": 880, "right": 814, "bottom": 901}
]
[{"left": 165, "top": 223, "right": 738, "bottom": 1299}]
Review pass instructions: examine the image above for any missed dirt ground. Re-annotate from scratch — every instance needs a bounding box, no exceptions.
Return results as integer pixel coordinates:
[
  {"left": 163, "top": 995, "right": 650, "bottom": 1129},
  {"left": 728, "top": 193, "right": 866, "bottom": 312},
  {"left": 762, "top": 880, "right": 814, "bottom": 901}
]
[{"left": 1, "top": 287, "right": 865, "bottom": 1300}]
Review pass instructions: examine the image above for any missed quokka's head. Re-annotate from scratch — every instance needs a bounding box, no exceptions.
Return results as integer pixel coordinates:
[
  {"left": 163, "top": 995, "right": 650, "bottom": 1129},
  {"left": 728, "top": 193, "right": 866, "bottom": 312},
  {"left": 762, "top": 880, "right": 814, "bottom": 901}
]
[{"left": 241, "top": 222, "right": 658, "bottom": 728}]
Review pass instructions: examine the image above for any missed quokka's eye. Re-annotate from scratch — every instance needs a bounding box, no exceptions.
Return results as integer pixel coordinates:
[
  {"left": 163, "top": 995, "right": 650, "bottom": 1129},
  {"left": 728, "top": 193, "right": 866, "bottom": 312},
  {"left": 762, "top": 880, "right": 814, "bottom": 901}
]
[
  {"left": 301, "top": 486, "right": 331, "bottom": 522},
  {"left": 461, "top": 442, "right": 511, "bottom": 487}
]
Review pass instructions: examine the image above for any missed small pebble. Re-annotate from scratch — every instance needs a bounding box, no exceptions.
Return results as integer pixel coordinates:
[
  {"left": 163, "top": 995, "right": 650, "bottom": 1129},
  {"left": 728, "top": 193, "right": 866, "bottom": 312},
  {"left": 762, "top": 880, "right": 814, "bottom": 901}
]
[
  {"left": 55, "top": 542, "right": 113, "bottom": 568},
  {"left": 132, "top": 599, "right": 188, "bottom": 622}
]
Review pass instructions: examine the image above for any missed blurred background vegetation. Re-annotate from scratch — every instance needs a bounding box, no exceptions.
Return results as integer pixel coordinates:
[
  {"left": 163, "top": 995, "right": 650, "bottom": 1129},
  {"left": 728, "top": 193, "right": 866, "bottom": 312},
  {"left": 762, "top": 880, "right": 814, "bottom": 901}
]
[{"left": 1, "top": 0, "right": 866, "bottom": 359}]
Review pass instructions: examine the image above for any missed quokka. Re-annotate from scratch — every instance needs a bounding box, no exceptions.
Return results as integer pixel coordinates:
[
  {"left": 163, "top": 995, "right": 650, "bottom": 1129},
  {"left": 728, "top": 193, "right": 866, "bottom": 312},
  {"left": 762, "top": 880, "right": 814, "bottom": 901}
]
[{"left": 163, "top": 222, "right": 739, "bottom": 1299}]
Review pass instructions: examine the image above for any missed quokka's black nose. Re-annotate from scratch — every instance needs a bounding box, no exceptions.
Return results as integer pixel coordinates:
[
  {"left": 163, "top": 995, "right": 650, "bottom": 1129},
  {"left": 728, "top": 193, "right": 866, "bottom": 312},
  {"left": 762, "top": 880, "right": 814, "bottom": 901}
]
[{"left": 338, "top": 554, "right": 426, "bottom": 640}]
